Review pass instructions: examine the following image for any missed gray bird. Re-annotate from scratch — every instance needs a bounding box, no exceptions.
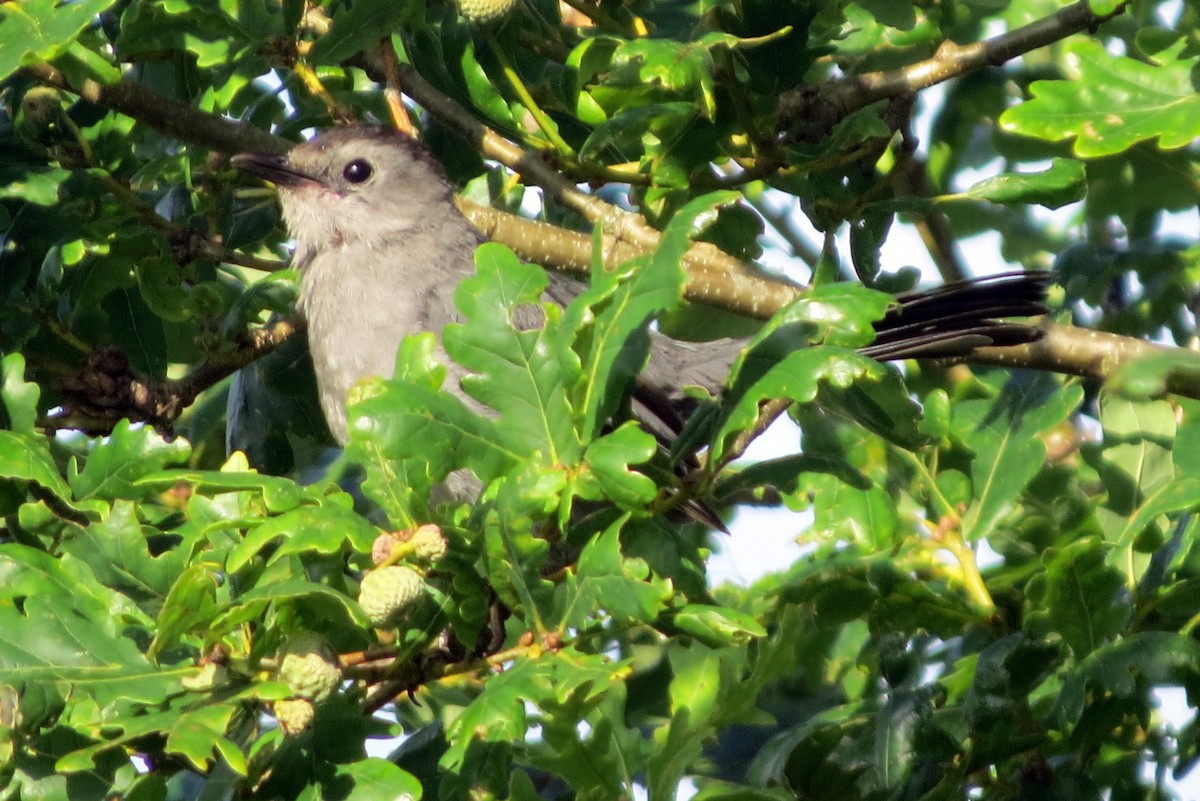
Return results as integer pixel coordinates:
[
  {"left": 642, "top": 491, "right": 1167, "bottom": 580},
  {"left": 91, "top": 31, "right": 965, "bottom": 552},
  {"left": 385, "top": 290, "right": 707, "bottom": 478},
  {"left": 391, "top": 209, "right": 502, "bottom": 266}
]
[{"left": 232, "top": 125, "right": 1048, "bottom": 461}]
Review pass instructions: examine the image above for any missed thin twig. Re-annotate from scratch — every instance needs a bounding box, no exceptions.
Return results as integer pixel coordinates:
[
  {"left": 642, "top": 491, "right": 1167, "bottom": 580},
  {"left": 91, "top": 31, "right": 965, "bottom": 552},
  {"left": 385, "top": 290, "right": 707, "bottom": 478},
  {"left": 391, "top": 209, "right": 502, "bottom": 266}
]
[
  {"left": 485, "top": 29, "right": 575, "bottom": 156},
  {"left": 377, "top": 38, "right": 416, "bottom": 136}
]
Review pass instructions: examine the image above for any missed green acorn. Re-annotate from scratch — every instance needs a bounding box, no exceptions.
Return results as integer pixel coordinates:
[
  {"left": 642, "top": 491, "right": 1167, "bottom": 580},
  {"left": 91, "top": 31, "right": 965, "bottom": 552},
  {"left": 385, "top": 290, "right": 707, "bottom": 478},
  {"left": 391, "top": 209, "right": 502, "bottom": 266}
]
[
  {"left": 410, "top": 524, "right": 448, "bottom": 563},
  {"left": 457, "top": 0, "right": 517, "bottom": 25},
  {"left": 21, "top": 87, "right": 63, "bottom": 131},
  {"left": 359, "top": 565, "right": 424, "bottom": 627},
  {"left": 273, "top": 698, "right": 315, "bottom": 735},
  {"left": 277, "top": 633, "right": 340, "bottom": 702}
]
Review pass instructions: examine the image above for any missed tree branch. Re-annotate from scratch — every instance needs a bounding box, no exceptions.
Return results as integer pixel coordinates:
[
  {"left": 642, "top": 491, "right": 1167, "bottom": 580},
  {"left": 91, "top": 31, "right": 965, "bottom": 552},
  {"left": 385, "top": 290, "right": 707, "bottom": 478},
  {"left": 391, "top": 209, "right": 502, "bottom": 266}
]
[
  {"left": 969, "top": 320, "right": 1200, "bottom": 398},
  {"left": 778, "top": 1, "right": 1130, "bottom": 140},
  {"left": 458, "top": 200, "right": 796, "bottom": 318},
  {"left": 23, "top": 62, "right": 290, "bottom": 155},
  {"left": 48, "top": 317, "right": 303, "bottom": 436},
  {"left": 388, "top": 54, "right": 763, "bottom": 283}
]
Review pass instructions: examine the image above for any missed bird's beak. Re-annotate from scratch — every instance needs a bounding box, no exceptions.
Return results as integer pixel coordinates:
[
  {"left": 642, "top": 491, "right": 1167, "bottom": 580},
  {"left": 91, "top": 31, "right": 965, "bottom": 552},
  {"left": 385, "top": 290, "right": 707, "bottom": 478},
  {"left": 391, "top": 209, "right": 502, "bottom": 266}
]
[{"left": 231, "top": 152, "right": 319, "bottom": 189}]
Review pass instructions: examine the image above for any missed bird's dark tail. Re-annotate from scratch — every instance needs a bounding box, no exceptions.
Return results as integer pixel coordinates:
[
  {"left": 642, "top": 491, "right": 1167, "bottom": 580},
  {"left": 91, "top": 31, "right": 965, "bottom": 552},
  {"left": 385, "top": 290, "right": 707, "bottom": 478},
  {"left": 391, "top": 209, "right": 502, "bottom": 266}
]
[{"left": 859, "top": 271, "right": 1052, "bottom": 361}]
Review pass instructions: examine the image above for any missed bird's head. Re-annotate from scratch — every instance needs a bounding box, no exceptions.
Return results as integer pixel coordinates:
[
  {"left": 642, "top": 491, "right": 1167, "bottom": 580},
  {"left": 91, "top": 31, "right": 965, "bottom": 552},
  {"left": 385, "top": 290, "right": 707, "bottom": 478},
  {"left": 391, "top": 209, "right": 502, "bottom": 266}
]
[{"left": 233, "top": 126, "right": 459, "bottom": 253}]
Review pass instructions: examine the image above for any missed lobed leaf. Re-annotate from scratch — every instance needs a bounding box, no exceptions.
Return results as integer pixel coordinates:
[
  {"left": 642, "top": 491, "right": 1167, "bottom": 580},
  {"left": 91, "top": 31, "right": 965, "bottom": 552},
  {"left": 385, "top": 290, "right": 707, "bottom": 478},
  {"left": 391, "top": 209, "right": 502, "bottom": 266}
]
[
  {"left": 443, "top": 244, "right": 580, "bottom": 465},
  {"left": 999, "top": 40, "right": 1200, "bottom": 158}
]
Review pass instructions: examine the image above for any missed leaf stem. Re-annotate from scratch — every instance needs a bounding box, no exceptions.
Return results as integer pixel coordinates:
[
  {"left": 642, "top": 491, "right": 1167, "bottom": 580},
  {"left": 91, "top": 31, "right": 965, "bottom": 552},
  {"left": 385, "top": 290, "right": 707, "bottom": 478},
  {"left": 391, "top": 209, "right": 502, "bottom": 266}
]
[
  {"left": 941, "top": 529, "right": 994, "bottom": 609},
  {"left": 486, "top": 30, "right": 576, "bottom": 157}
]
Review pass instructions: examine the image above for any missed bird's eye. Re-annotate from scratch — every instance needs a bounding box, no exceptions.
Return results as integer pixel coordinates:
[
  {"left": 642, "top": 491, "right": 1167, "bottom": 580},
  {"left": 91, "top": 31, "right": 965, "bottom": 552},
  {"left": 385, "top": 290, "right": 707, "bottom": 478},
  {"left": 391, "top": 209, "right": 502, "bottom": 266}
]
[{"left": 343, "top": 159, "right": 373, "bottom": 183}]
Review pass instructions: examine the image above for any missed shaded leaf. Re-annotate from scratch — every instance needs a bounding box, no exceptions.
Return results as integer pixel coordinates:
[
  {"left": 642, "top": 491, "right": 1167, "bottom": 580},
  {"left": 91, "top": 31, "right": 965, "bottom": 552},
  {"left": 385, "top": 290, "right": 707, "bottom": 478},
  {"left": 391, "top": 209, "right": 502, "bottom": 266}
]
[
  {"left": 1024, "top": 540, "right": 1131, "bottom": 659},
  {"left": 956, "top": 373, "right": 1082, "bottom": 541},
  {"left": 959, "top": 158, "right": 1086, "bottom": 209},
  {"left": 562, "top": 520, "right": 673, "bottom": 629},
  {"left": 1056, "top": 632, "right": 1200, "bottom": 724}
]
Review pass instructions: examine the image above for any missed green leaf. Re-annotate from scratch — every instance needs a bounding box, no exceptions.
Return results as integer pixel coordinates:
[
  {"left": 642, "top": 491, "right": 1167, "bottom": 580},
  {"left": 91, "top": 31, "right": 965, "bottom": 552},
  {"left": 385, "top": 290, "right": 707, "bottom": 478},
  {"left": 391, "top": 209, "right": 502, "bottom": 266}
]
[
  {"left": 1087, "top": 0, "right": 1127, "bottom": 15},
  {"left": 134, "top": 258, "right": 194, "bottom": 322},
  {"left": 0, "top": 430, "right": 74, "bottom": 507},
  {"left": 308, "top": 0, "right": 417, "bottom": 63},
  {"left": 703, "top": 281, "right": 898, "bottom": 464},
  {"left": 1113, "top": 477, "right": 1200, "bottom": 553},
  {"left": 211, "top": 579, "right": 369, "bottom": 633},
  {"left": 349, "top": 378, "right": 519, "bottom": 493},
  {"left": 818, "top": 370, "right": 929, "bottom": 451},
  {"left": 959, "top": 158, "right": 1086, "bottom": 209},
  {"left": 714, "top": 348, "right": 886, "bottom": 464},
  {"left": 562, "top": 193, "right": 719, "bottom": 441},
  {"left": 1093, "top": 395, "right": 1176, "bottom": 515},
  {"left": 0, "top": 0, "right": 119, "bottom": 81},
  {"left": 1056, "top": 632, "right": 1200, "bottom": 725},
  {"left": 1106, "top": 348, "right": 1200, "bottom": 398},
  {"left": 648, "top": 643, "right": 732, "bottom": 799},
  {"left": 798, "top": 473, "right": 899, "bottom": 548},
  {"left": 443, "top": 244, "right": 580, "bottom": 465},
  {"left": 1174, "top": 398, "right": 1200, "bottom": 477},
  {"left": 148, "top": 562, "right": 221, "bottom": 660},
  {"left": 778, "top": 556, "right": 981, "bottom": 636},
  {"left": 955, "top": 373, "right": 1082, "bottom": 542},
  {"left": 166, "top": 704, "right": 246, "bottom": 774},
  {"left": 579, "top": 102, "right": 699, "bottom": 164},
  {"left": 459, "top": 36, "right": 520, "bottom": 131},
  {"left": 226, "top": 503, "right": 379, "bottom": 573},
  {"left": 0, "top": 542, "right": 132, "bottom": 621},
  {"left": 443, "top": 650, "right": 626, "bottom": 769},
  {"left": 134, "top": 469, "right": 308, "bottom": 513},
  {"left": 327, "top": 758, "right": 423, "bottom": 801},
  {"left": 562, "top": 519, "right": 673, "bottom": 629},
  {"left": 1090, "top": 395, "right": 1176, "bottom": 580},
  {"left": 482, "top": 465, "right": 557, "bottom": 615},
  {"left": 672, "top": 604, "right": 766, "bottom": 648},
  {"left": 2, "top": 353, "right": 39, "bottom": 435},
  {"left": 59, "top": 499, "right": 190, "bottom": 607},
  {"left": 690, "top": 780, "right": 795, "bottom": 800},
  {"left": 615, "top": 38, "right": 716, "bottom": 115},
  {"left": 578, "top": 422, "right": 657, "bottom": 509},
  {"left": 850, "top": 0, "right": 915, "bottom": 30},
  {"left": 68, "top": 420, "right": 191, "bottom": 500},
  {"left": 533, "top": 696, "right": 633, "bottom": 799},
  {"left": 0, "top": 592, "right": 173, "bottom": 709},
  {"left": 1024, "top": 540, "right": 1131, "bottom": 659},
  {"left": 999, "top": 39, "right": 1200, "bottom": 157}
]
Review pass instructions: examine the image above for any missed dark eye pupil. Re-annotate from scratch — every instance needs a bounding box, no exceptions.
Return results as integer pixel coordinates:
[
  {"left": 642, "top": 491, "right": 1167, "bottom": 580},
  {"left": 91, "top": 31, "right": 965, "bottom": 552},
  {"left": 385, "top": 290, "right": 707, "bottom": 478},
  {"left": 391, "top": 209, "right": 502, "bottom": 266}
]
[{"left": 343, "top": 159, "right": 373, "bottom": 183}]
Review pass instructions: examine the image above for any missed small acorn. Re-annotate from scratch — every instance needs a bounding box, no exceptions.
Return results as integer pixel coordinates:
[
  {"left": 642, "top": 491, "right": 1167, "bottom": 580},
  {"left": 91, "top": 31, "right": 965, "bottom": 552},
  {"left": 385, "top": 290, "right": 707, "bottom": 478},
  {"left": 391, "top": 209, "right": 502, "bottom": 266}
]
[
  {"left": 273, "top": 698, "right": 315, "bottom": 735},
  {"left": 21, "top": 87, "right": 63, "bottom": 131},
  {"left": 358, "top": 565, "right": 424, "bottom": 627},
  {"left": 277, "top": 633, "right": 341, "bottom": 702},
  {"left": 457, "top": 0, "right": 518, "bottom": 25},
  {"left": 410, "top": 524, "right": 448, "bottom": 563}
]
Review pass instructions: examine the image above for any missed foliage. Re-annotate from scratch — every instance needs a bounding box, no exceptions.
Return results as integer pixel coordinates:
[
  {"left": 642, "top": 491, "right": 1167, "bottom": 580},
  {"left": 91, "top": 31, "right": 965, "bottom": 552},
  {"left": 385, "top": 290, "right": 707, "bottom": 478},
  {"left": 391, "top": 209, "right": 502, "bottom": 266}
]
[{"left": 2, "top": 1, "right": 1200, "bottom": 800}]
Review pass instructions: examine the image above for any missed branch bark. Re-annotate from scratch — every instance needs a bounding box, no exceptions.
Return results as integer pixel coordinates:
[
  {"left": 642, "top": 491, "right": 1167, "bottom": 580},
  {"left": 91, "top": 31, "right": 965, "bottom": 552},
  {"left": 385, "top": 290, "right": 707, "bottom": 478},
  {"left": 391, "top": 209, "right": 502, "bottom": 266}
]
[
  {"left": 23, "top": 62, "right": 290, "bottom": 155},
  {"left": 970, "top": 320, "right": 1200, "bottom": 398}
]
